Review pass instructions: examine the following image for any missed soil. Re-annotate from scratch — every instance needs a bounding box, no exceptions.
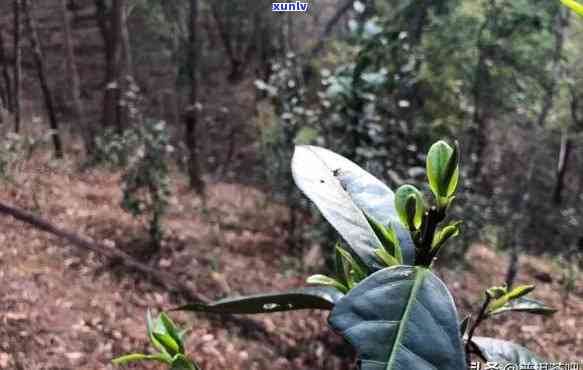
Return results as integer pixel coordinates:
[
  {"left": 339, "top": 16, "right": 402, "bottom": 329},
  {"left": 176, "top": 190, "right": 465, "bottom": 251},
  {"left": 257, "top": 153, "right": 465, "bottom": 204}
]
[{"left": 0, "top": 154, "right": 582, "bottom": 370}]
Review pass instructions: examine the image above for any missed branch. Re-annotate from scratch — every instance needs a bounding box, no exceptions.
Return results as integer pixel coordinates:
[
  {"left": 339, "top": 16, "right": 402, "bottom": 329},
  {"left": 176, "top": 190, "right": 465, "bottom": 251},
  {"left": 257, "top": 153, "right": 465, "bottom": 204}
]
[{"left": 0, "top": 201, "right": 280, "bottom": 343}]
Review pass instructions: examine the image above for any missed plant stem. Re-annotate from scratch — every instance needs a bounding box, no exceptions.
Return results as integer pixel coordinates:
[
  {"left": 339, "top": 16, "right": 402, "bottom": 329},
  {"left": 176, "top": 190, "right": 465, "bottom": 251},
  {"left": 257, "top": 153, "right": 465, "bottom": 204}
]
[
  {"left": 465, "top": 294, "right": 492, "bottom": 366},
  {"left": 416, "top": 206, "right": 445, "bottom": 266}
]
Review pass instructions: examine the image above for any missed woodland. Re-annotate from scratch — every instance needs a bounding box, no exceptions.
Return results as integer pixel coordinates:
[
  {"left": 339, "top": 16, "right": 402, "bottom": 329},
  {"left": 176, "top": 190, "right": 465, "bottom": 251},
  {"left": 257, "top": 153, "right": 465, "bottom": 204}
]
[{"left": 0, "top": 0, "right": 583, "bottom": 369}]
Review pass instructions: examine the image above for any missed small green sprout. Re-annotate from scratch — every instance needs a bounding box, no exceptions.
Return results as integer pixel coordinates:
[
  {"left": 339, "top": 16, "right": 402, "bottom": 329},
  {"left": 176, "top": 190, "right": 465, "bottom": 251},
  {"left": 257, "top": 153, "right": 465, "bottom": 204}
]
[{"left": 112, "top": 310, "right": 201, "bottom": 370}]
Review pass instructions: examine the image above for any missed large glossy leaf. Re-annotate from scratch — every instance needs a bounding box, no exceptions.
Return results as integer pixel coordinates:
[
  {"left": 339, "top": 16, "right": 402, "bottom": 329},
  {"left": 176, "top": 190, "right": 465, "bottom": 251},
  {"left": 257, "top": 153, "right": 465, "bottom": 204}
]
[
  {"left": 471, "top": 337, "right": 547, "bottom": 365},
  {"left": 292, "top": 146, "right": 415, "bottom": 268},
  {"left": 173, "top": 287, "right": 343, "bottom": 314},
  {"left": 329, "top": 266, "right": 465, "bottom": 370}
]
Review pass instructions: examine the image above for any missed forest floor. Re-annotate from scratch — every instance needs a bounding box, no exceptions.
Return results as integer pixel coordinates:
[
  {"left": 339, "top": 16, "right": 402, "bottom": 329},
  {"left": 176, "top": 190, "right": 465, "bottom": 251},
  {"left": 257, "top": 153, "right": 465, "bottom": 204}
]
[{"left": 0, "top": 152, "right": 582, "bottom": 370}]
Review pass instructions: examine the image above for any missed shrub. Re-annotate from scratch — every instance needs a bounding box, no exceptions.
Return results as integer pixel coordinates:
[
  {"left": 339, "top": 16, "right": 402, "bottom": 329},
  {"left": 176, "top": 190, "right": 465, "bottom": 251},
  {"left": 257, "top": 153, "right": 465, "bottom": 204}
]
[
  {"left": 89, "top": 120, "right": 173, "bottom": 251},
  {"left": 115, "top": 140, "right": 560, "bottom": 370}
]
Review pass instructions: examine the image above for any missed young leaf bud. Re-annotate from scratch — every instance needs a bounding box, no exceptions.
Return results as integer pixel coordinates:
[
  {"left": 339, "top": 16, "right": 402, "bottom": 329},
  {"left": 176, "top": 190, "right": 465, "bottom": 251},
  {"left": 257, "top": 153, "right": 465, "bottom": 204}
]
[
  {"left": 426, "top": 140, "right": 460, "bottom": 207},
  {"left": 395, "top": 184, "right": 425, "bottom": 230}
]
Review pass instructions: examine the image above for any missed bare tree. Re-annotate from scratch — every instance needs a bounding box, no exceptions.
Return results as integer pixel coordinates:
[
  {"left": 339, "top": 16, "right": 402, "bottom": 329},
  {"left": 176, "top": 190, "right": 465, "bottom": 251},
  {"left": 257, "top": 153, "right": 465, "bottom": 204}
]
[
  {"left": 13, "top": 0, "right": 22, "bottom": 133},
  {"left": 210, "top": 1, "right": 265, "bottom": 82},
  {"left": 184, "top": 0, "right": 205, "bottom": 196},
  {"left": 23, "top": 0, "right": 64, "bottom": 158},
  {"left": 0, "top": 30, "right": 13, "bottom": 114},
  {"left": 60, "top": 0, "right": 93, "bottom": 154},
  {"left": 100, "top": 0, "right": 124, "bottom": 132}
]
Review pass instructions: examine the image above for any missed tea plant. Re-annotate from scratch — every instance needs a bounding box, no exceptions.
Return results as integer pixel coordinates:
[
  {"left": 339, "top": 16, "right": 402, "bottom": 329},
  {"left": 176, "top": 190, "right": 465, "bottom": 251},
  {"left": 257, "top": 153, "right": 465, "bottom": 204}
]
[
  {"left": 120, "top": 120, "right": 173, "bottom": 251},
  {"left": 89, "top": 120, "right": 173, "bottom": 250},
  {"left": 115, "top": 140, "right": 560, "bottom": 370}
]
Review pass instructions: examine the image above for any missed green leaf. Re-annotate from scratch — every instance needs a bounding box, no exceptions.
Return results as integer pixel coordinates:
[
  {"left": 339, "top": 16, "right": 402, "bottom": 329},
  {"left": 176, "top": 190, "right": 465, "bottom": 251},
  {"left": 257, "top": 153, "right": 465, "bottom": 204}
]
[
  {"left": 292, "top": 146, "right": 415, "bottom": 267},
  {"left": 487, "top": 285, "right": 535, "bottom": 314},
  {"left": 306, "top": 274, "right": 348, "bottom": 293},
  {"left": 443, "top": 141, "right": 460, "bottom": 197},
  {"left": 375, "top": 248, "right": 401, "bottom": 267},
  {"left": 335, "top": 244, "right": 368, "bottom": 282},
  {"left": 394, "top": 185, "right": 425, "bottom": 230},
  {"left": 170, "top": 354, "right": 201, "bottom": 370},
  {"left": 471, "top": 337, "right": 548, "bottom": 365},
  {"left": 153, "top": 332, "right": 180, "bottom": 356},
  {"left": 431, "top": 222, "right": 461, "bottom": 256},
  {"left": 486, "top": 286, "right": 508, "bottom": 299},
  {"left": 562, "top": 0, "right": 583, "bottom": 17},
  {"left": 112, "top": 353, "right": 172, "bottom": 365},
  {"left": 159, "top": 312, "right": 185, "bottom": 354},
  {"left": 329, "top": 266, "right": 466, "bottom": 370},
  {"left": 334, "top": 242, "right": 349, "bottom": 288},
  {"left": 147, "top": 309, "right": 166, "bottom": 354},
  {"left": 487, "top": 297, "right": 557, "bottom": 317},
  {"left": 364, "top": 214, "right": 403, "bottom": 263},
  {"left": 173, "top": 287, "right": 344, "bottom": 314},
  {"left": 426, "top": 141, "right": 459, "bottom": 207}
]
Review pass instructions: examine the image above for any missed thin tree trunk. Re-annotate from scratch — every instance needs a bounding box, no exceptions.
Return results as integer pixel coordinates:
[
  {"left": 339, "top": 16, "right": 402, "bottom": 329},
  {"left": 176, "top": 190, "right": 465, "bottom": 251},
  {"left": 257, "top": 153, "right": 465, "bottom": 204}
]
[
  {"left": 552, "top": 130, "right": 572, "bottom": 205},
  {"left": 120, "top": 2, "right": 132, "bottom": 78},
  {"left": 185, "top": 0, "right": 205, "bottom": 196},
  {"left": 101, "top": 0, "right": 123, "bottom": 132},
  {"left": 94, "top": 0, "right": 111, "bottom": 81},
  {"left": 13, "top": 0, "right": 22, "bottom": 133},
  {"left": 537, "top": 6, "right": 568, "bottom": 128},
  {"left": 60, "top": 0, "right": 92, "bottom": 154},
  {"left": 0, "top": 30, "right": 13, "bottom": 113},
  {"left": 23, "top": 0, "right": 64, "bottom": 158}
]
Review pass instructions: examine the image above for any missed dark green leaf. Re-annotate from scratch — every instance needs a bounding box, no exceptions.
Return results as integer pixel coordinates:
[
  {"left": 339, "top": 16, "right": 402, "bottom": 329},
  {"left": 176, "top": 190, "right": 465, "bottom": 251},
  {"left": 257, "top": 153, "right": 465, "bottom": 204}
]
[
  {"left": 487, "top": 297, "right": 557, "bottom": 317},
  {"left": 174, "top": 287, "right": 344, "bottom": 314},
  {"left": 292, "top": 146, "right": 415, "bottom": 268},
  {"left": 471, "top": 337, "right": 547, "bottom": 365},
  {"left": 329, "top": 266, "right": 466, "bottom": 370}
]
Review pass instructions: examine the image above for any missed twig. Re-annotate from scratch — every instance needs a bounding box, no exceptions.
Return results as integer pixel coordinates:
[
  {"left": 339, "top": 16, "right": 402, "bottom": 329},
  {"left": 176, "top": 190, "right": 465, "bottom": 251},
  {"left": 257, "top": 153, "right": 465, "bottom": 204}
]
[
  {"left": 465, "top": 294, "right": 492, "bottom": 366},
  {"left": 0, "top": 201, "right": 282, "bottom": 345}
]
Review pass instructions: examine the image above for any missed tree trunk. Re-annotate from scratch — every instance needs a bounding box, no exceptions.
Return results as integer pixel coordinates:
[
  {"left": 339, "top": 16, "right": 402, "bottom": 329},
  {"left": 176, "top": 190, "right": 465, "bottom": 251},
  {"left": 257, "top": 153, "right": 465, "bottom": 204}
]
[
  {"left": 13, "top": 0, "right": 22, "bottom": 133},
  {"left": 185, "top": 0, "right": 205, "bottom": 196},
  {"left": 552, "top": 130, "right": 572, "bottom": 205},
  {"left": 100, "top": 0, "right": 124, "bottom": 132},
  {"left": 537, "top": 6, "right": 568, "bottom": 128},
  {"left": 120, "top": 2, "right": 132, "bottom": 78},
  {"left": 94, "top": 0, "right": 111, "bottom": 81},
  {"left": 0, "top": 30, "right": 13, "bottom": 113},
  {"left": 23, "top": 0, "right": 64, "bottom": 158},
  {"left": 60, "top": 0, "right": 92, "bottom": 154}
]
